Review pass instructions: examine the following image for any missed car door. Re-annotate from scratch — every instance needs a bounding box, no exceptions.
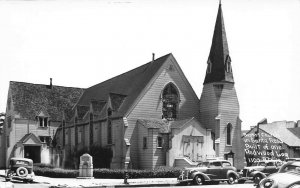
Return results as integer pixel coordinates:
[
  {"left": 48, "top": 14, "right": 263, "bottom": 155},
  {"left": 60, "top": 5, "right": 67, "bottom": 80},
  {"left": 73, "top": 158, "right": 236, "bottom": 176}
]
[
  {"left": 207, "top": 161, "right": 222, "bottom": 179},
  {"left": 263, "top": 161, "right": 277, "bottom": 174},
  {"left": 220, "top": 161, "right": 232, "bottom": 179}
]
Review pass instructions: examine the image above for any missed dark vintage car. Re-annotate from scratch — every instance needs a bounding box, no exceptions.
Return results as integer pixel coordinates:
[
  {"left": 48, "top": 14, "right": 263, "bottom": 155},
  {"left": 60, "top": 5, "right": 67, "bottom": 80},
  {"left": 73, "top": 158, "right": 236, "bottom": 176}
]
[
  {"left": 177, "top": 159, "right": 239, "bottom": 185},
  {"left": 239, "top": 160, "right": 283, "bottom": 185},
  {"left": 286, "top": 158, "right": 300, "bottom": 162},
  {"left": 258, "top": 161, "right": 300, "bottom": 188},
  {"left": 6, "top": 157, "right": 35, "bottom": 183}
]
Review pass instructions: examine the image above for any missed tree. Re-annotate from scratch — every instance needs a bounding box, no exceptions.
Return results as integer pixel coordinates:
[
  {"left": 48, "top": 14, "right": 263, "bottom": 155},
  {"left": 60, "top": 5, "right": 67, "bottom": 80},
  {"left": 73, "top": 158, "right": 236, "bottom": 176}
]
[{"left": 0, "top": 112, "right": 5, "bottom": 134}]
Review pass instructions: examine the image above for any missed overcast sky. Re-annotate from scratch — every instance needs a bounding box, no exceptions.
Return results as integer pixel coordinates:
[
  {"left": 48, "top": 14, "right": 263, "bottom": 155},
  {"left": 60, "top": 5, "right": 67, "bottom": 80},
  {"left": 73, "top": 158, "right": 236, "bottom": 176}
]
[{"left": 0, "top": 0, "right": 299, "bottom": 130}]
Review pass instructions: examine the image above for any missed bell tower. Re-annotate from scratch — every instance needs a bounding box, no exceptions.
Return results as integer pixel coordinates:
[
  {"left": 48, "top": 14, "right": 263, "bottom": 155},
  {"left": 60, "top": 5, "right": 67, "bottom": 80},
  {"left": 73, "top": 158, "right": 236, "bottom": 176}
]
[{"left": 199, "top": 2, "right": 244, "bottom": 169}]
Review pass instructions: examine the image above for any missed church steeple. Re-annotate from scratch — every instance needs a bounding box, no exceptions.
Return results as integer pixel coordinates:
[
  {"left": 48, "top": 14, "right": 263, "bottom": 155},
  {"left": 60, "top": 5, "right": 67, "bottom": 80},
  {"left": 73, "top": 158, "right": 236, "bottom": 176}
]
[{"left": 204, "top": 2, "right": 234, "bottom": 84}]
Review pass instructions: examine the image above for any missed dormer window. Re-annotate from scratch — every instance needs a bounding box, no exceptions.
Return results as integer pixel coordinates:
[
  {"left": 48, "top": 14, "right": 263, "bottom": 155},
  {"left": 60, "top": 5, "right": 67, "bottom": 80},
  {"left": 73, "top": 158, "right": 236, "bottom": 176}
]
[
  {"left": 39, "top": 117, "right": 48, "bottom": 127},
  {"left": 206, "top": 59, "right": 212, "bottom": 73},
  {"left": 37, "top": 111, "right": 49, "bottom": 127},
  {"left": 162, "top": 83, "right": 179, "bottom": 121},
  {"left": 225, "top": 55, "right": 232, "bottom": 73}
]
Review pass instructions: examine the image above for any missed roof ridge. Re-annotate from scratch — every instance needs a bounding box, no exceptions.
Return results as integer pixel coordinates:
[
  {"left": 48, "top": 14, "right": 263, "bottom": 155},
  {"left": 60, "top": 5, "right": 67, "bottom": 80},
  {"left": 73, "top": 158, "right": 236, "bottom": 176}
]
[
  {"left": 10, "top": 80, "right": 85, "bottom": 90},
  {"left": 88, "top": 53, "right": 172, "bottom": 90}
]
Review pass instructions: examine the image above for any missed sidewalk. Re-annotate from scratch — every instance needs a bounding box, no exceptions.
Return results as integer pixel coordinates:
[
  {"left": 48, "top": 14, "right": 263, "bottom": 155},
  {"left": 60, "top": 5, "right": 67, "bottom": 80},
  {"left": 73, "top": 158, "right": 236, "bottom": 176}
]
[{"left": 0, "top": 170, "right": 178, "bottom": 188}]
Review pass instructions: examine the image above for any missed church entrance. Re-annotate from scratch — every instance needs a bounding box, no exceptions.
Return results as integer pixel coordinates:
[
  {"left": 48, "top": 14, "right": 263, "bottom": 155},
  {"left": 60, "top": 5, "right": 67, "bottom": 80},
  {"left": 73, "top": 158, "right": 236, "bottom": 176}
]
[
  {"left": 24, "top": 146, "right": 41, "bottom": 163},
  {"left": 182, "top": 135, "right": 203, "bottom": 162}
]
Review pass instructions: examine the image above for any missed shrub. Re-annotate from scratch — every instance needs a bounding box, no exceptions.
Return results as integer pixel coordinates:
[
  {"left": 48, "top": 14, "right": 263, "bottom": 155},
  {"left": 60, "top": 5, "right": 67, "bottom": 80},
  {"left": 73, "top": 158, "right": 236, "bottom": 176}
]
[
  {"left": 33, "top": 166, "right": 182, "bottom": 179},
  {"left": 33, "top": 167, "right": 78, "bottom": 178}
]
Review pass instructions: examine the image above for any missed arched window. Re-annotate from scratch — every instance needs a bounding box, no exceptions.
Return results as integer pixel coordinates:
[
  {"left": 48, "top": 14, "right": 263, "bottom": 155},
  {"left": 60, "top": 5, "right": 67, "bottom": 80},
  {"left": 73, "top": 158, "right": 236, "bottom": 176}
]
[
  {"left": 162, "top": 83, "right": 179, "bottom": 121},
  {"left": 226, "top": 123, "right": 232, "bottom": 145},
  {"left": 225, "top": 55, "right": 232, "bottom": 73}
]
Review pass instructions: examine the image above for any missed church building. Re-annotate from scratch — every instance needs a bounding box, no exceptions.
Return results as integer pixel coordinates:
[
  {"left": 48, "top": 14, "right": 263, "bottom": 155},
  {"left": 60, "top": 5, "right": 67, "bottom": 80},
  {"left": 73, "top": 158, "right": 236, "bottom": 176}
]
[
  {"left": 52, "top": 2, "right": 244, "bottom": 170},
  {"left": 0, "top": 3, "right": 244, "bottom": 170}
]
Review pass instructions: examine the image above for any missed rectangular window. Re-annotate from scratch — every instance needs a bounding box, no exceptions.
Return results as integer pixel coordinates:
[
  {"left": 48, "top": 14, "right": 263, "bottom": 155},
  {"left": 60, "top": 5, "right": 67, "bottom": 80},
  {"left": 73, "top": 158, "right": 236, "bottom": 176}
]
[
  {"left": 78, "top": 128, "right": 82, "bottom": 144},
  {"left": 143, "top": 137, "right": 147, "bottom": 149},
  {"left": 65, "top": 131, "right": 69, "bottom": 145},
  {"left": 157, "top": 136, "right": 163, "bottom": 148},
  {"left": 39, "top": 117, "right": 48, "bottom": 127},
  {"left": 39, "top": 136, "right": 51, "bottom": 146},
  {"left": 107, "top": 120, "right": 112, "bottom": 144}
]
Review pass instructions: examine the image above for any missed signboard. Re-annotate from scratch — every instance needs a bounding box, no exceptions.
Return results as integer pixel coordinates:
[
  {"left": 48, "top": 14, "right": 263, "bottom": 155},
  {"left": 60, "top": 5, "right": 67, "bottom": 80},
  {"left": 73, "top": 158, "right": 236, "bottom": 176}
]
[{"left": 243, "top": 131, "right": 288, "bottom": 165}]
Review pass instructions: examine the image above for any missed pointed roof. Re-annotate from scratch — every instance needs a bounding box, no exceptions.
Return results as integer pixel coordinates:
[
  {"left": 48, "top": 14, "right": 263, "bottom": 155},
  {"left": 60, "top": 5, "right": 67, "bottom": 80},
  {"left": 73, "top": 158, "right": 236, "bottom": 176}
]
[
  {"left": 76, "top": 53, "right": 172, "bottom": 118},
  {"left": 19, "top": 133, "right": 42, "bottom": 145},
  {"left": 204, "top": 3, "right": 234, "bottom": 84}
]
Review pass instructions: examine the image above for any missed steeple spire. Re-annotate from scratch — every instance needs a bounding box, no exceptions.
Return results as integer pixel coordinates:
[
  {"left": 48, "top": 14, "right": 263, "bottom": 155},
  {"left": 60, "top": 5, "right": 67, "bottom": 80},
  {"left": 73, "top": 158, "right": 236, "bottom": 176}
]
[{"left": 204, "top": 2, "right": 234, "bottom": 84}]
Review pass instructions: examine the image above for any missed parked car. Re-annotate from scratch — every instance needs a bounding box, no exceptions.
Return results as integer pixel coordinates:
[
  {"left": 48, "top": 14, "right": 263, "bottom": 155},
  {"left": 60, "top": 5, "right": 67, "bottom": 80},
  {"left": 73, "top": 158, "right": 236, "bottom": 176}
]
[
  {"left": 177, "top": 159, "right": 239, "bottom": 185},
  {"left": 258, "top": 161, "right": 300, "bottom": 188},
  {"left": 5, "top": 157, "right": 35, "bottom": 183},
  {"left": 239, "top": 160, "right": 283, "bottom": 185},
  {"left": 286, "top": 158, "right": 300, "bottom": 162}
]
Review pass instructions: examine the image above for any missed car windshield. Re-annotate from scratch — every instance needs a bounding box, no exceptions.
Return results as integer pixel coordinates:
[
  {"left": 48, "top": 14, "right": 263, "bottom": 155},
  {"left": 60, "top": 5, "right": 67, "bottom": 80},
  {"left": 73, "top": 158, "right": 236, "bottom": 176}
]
[
  {"left": 197, "top": 162, "right": 209, "bottom": 167},
  {"left": 252, "top": 161, "right": 266, "bottom": 166},
  {"left": 280, "top": 164, "right": 300, "bottom": 174}
]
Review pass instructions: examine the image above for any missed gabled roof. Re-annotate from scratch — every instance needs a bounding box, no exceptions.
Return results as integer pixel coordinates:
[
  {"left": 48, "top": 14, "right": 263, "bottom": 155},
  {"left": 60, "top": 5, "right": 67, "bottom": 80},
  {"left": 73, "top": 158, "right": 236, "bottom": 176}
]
[
  {"left": 259, "top": 121, "right": 300, "bottom": 147},
  {"left": 76, "top": 53, "right": 172, "bottom": 118},
  {"left": 9, "top": 81, "right": 85, "bottom": 121},
  {"left": 204, "top": 3, "right": 234, "bottom": 84},
  {"left": 18, "top": 133, "right": 42, "bottom": 145}
]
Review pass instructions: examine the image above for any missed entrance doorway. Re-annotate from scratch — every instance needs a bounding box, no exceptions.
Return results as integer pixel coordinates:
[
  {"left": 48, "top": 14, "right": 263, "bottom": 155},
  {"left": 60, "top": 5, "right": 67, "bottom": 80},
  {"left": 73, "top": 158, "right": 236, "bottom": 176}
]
[
  {"left": 182, "top": 135, "right": 203, "bottom": 162},
  {"left": 24, "top": 146, "right": 41, "bottom": 163}
]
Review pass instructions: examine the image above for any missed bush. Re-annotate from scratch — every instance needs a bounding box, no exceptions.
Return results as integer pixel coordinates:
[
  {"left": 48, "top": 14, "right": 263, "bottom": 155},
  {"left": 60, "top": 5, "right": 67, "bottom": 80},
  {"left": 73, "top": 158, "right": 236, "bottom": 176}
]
[
  {"left": 33, "top": 165, "right": 182, "bottom": 179},
  {"left": 33, "top": 167, "right": 78, "bottom": 178}
]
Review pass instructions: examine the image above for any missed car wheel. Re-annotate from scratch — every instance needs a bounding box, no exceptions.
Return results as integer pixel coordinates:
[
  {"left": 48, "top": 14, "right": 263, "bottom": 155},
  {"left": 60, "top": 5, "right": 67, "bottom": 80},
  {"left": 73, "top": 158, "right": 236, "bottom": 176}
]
[
  {"left": 16, "top": 167, "right": 28, "bottom": 177},
  {"left": 254, "top": 174, "right": 263, "bottom": 185},
  {"left": 193, "top": 175, "right": 204, "bottom": 185},
  {"left": 227, "top": 174, "right": 237, "bottom": 184}
]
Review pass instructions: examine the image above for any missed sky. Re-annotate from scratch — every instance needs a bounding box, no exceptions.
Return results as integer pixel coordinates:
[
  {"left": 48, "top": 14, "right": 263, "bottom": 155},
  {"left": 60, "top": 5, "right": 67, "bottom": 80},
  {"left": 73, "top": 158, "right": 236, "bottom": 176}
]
[{"left": 0, "top": 0, "right": 299, "bottom": 130}]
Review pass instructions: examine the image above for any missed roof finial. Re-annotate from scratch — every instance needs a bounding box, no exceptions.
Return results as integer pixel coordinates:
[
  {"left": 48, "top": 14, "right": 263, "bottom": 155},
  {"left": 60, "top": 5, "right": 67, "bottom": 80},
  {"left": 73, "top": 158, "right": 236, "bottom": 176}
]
[{"left": 219, "top": 0, "right": 221, "bottom": 5}]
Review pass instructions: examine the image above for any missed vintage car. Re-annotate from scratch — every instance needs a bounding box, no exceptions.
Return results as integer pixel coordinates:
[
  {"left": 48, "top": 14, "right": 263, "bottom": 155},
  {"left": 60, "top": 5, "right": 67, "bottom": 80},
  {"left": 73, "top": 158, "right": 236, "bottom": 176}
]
[
  {"left": 239, "top": 160, "right": 283, "bottom": 185},
  {"left": 286, "top": 158, "right": 300, "bottom": 162},
  {"left": 5, "top": 157, "right": 35, "bottom": 183},
  {"left": 258, "top": 161, "right": 300, "bottom": 188},
  {"left": 177, "top": 159, "right": 239, "bottom": 185}
]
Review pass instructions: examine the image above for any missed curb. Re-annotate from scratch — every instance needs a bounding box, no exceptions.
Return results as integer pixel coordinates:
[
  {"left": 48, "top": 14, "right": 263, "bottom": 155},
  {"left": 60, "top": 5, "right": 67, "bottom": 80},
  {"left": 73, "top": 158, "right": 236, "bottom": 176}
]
[{"left": 53, "top": 183, "right": 178, "bottom": 188}]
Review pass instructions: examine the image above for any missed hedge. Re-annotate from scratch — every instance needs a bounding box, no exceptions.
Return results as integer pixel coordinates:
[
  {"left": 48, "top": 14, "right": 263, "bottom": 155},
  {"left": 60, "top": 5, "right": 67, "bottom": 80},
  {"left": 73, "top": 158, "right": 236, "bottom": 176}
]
[{"left": 33, "top": 164, "right": 182, "bottom": 179}]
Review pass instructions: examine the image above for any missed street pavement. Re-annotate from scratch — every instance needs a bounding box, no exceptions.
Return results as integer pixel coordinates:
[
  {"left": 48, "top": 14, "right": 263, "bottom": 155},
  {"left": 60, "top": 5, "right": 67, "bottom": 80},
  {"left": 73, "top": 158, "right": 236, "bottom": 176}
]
[
  {"left": 0, "top": 170, "right": 177, "bottom": 187},
  {"left": 0, "top": 170, "right": 256, "bottom": 188}
]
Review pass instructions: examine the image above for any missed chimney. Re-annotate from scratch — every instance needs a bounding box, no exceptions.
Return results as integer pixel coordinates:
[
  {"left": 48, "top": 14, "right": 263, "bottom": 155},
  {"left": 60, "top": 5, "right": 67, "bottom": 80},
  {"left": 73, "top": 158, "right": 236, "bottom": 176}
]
[
  {"left": 152, "top": 53, "right": 155, "bottom": 62},
  {"left": 50, "top": 78, "right": 53, "bottom": 89}
]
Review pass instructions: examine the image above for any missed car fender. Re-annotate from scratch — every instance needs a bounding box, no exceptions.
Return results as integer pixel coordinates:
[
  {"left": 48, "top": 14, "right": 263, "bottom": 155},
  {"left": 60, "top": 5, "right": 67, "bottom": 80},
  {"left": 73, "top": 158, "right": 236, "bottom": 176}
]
[
  {"left": 227, "top": 170, "right": 239, "bottom": 179},
  {"left": 250, "top": 171, "right": 267, "bottom": 179},
  {"left": 190, "top": 171, "right": 211, "bottom": 181}
]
